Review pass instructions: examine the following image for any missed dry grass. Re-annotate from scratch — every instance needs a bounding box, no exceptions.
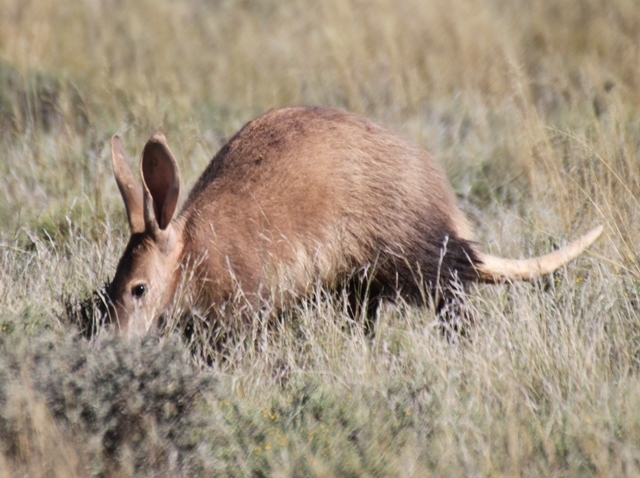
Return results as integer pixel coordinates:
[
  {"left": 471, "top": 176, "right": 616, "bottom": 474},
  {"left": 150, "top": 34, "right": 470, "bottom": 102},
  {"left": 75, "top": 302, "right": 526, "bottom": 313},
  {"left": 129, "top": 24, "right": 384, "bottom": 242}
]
[{"left": 0, "top": 0, "right": 639, "bottom": 475}]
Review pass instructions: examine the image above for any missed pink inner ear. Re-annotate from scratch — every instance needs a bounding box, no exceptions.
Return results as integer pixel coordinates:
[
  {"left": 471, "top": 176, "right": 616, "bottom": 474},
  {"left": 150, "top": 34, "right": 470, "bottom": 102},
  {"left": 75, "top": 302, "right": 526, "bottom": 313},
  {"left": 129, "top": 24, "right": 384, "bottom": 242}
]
[{"left": 141, "top": 138, "right": 180, "bottom": 230}]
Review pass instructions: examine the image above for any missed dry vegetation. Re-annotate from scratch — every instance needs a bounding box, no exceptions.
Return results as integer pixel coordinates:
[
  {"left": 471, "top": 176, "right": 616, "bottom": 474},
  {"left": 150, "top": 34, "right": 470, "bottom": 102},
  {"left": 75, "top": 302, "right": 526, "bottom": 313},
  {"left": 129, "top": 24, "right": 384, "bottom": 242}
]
[{"left": 0, "top": 0, "right": 639, "bottom": 475}]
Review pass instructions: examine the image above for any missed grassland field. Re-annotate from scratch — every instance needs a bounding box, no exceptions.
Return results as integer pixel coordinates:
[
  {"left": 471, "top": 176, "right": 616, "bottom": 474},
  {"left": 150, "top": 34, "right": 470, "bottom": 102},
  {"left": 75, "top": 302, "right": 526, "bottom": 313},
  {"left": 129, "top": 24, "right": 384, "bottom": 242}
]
[{"left": 1, "top": 0, "right": 640, "bottom": 476}]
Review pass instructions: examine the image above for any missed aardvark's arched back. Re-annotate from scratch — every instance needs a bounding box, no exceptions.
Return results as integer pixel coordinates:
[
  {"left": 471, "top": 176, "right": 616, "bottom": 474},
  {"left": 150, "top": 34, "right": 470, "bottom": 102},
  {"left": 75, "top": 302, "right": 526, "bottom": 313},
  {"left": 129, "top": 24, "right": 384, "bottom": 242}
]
[{"left": 106, "top": 106, "right": 602, "bottom": 336}]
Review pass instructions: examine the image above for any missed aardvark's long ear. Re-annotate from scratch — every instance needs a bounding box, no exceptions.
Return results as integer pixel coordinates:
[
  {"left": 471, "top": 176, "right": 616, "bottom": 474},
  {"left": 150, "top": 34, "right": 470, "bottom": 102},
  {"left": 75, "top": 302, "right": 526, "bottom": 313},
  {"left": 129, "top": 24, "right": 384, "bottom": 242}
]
[
  {"left": 111, "top": 135, "right": 144, "bottom": 234},
  {"left": 140, "top": 134, "right": 181, "bottom": 234}
]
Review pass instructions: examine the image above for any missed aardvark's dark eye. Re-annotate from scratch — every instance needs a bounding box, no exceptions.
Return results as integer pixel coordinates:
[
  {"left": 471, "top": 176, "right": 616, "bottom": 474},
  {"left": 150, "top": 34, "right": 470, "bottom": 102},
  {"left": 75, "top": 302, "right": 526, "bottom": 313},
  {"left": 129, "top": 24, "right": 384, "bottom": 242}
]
[{"left": 131, "top": 284, "right": 147, "bottom": 298}]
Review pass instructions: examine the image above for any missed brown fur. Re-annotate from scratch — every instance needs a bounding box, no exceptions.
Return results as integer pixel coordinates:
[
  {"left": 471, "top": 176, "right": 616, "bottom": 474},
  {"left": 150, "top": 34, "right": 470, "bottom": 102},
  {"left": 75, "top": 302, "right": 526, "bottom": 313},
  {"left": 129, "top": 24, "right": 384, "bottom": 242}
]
[
  {"left": 107, "top": 106, "right": 601, "bottom": 335},
  {"left": 179, "top": 107, "right": 477, "bottom": 305}
]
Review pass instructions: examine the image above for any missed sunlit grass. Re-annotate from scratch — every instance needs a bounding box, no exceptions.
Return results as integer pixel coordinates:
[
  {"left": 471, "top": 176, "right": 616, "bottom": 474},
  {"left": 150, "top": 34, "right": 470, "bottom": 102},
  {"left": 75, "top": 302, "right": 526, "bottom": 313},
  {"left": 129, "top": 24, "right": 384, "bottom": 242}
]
[{"left": 0, "top": 0, "right": 639, "bottom": 475}]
